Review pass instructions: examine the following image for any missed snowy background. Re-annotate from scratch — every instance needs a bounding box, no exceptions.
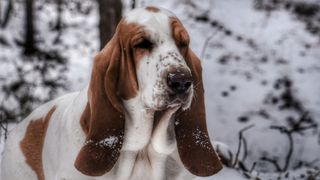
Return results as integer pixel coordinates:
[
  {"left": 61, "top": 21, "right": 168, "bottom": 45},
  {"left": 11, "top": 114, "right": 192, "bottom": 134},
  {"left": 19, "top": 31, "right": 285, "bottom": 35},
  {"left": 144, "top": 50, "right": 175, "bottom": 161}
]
[{"left": 1, "top": 0, "right": 320, "bottom": 179}]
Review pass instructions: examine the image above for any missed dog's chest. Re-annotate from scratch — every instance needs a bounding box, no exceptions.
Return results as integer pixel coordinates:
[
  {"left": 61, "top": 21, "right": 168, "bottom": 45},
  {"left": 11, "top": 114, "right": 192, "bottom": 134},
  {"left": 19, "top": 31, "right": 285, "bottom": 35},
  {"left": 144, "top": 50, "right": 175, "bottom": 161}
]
[
  {"left": 130, "top": 150, "right": 160, "bottom": 180},
  {"left": 122, "top": 147, "right": 180, "bottom": 180}
]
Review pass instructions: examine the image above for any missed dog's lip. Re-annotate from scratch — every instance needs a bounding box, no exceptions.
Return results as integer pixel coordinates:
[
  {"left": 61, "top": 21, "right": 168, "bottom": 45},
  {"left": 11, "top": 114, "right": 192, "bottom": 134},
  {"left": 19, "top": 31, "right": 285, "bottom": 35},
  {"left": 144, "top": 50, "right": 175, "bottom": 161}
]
[
  {"left": 168, "top": 92, "right": 189, "bottom": 102},
  {"left": 153, "top": 104, "right": 181, "bottom": 128},
  {"left": 170, "top": 98, "right": 183, "bottom": 105},
  {"left": 150, "top": 100, "right": 182, "bottom": 111}
]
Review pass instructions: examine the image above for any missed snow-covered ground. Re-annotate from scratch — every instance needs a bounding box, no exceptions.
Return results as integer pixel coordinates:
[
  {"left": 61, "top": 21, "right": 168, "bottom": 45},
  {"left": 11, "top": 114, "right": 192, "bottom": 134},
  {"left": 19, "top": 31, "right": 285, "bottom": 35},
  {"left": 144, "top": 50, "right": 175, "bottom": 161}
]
[{"left": 1, "top": 0, "right": 320, "bottom": 179}]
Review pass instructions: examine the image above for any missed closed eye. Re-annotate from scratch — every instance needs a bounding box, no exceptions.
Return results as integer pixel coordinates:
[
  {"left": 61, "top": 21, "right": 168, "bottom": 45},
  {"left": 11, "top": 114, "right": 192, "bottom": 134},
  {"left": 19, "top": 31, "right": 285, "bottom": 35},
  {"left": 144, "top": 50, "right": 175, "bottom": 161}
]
[
  {"left": 134, "top": 39, "right": 153, "bottom": 50},
  {"left": 177, "top": 41, "right": 188, "bottom": 48}
]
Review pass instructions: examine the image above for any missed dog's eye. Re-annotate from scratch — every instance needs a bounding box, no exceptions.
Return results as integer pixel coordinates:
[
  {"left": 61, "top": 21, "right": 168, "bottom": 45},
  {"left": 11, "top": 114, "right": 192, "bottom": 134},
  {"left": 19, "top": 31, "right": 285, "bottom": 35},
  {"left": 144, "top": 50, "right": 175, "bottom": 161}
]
[
  {"left": 134, "top": 39, "right": 153, "bottom": 50},
  {"left": 177, "top": 41, "right": 188, "bottom": 48}
]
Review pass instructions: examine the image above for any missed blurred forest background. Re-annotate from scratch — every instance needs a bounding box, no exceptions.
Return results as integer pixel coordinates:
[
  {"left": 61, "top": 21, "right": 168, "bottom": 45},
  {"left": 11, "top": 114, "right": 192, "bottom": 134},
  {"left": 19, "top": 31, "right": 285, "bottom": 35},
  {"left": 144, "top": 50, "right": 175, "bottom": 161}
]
[{"left": 0, "top": 0, "right": 320, "bottom": 179}]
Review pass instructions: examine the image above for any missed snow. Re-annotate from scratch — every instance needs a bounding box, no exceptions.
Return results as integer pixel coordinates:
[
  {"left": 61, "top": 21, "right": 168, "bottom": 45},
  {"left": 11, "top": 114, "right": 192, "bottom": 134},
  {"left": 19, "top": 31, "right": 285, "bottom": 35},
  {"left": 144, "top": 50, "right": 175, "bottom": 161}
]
[
  {"left": 192, "top": 128, "right": 211, "bottom": 150},
  {"left": 96, "top": 136, "right": 119, "bottom": 148},
  {"left": 84, "top": 136, "right": 120, "bottom": 149},
  {"left": 1, "top": 0, "right": 320, "bottom": 179}
]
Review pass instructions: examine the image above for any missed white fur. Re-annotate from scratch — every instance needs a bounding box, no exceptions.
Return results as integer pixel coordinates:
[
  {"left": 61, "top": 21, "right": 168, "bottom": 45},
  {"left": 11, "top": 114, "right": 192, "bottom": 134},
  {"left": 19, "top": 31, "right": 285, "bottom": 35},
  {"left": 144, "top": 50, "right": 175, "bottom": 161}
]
[
  {"left": 1, "top": 8, "right": 196, "bottom": 180},
  {"left": 151, "top": 105, "right": 180, "bottom": 154}
]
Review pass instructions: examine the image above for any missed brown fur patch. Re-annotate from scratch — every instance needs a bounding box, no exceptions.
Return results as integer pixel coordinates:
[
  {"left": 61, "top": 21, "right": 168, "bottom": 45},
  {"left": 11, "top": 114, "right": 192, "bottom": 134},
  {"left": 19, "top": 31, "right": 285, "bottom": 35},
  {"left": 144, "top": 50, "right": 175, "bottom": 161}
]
[
  {"left": 170, "top": 17, "right": 190, "bottom": 56},
  {"left": 145, "top": 6, "right": 160, "bottom": 13},
  {"left": 20, "top": 106, "right": 56, "bottom": 180}
]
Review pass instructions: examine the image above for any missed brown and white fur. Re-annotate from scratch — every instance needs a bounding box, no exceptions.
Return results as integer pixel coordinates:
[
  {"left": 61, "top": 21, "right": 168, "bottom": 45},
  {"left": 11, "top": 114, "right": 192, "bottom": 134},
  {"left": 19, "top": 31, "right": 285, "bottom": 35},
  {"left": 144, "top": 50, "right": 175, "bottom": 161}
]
[{"left": 1, "top": 7, "right": 222, "bottom": 180}]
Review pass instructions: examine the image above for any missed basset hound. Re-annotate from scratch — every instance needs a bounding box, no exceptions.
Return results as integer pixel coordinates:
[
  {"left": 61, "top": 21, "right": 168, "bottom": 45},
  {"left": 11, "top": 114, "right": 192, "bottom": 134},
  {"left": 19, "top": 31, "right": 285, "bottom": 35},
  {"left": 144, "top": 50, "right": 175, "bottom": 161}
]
[{"left": 1, "top": 6, "right": 222, "bottom": 180}]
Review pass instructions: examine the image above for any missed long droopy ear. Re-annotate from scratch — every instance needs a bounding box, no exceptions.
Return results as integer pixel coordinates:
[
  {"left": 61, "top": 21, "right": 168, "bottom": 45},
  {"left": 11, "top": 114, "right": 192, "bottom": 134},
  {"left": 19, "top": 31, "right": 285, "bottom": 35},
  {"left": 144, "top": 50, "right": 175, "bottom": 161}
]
[
  {"left": 75, "top": 21, "right": 138, "bottom": 176},
  {"left": 175, "top": 49, "right": 223, "bottom": 176}
]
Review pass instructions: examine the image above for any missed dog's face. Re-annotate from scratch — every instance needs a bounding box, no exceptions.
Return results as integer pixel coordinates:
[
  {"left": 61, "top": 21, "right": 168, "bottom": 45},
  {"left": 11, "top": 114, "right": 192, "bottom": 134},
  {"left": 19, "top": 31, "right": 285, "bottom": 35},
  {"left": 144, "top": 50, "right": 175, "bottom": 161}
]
[{"left": 125, "top": 7, "right": 193, "bottom": 110}]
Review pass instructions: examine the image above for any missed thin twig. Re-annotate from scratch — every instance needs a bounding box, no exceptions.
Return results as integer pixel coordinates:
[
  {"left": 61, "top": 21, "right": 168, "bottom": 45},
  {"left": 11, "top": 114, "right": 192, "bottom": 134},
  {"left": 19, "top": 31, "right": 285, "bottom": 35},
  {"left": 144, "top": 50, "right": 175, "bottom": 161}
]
[
  {"left": 0, "top": 100, "right": 8, "bottom": 140},
  {"left": 233, "top": 124, "right": 254, "bottom": 167},
  {"left": 249, "top": 162, "right": 257, "bottom": 173},
  {"left": 242, "top": 135, "right": 248, "bottom": 162},
  {"left": 260, "top": 157, "right": 282, "bottom": 171},
  {"left": 201, "top": 30, "right": 218, "bottom": 60},
  {"left": 283, "top": 132, "right": 293, "bottom": 171}
]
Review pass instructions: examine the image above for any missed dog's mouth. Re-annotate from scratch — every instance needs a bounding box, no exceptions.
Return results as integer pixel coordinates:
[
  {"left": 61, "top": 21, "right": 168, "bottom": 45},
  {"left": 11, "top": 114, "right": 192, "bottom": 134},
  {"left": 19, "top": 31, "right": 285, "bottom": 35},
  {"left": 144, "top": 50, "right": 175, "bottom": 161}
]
[
  {"left": 153, "top": 104, "right": 181, "bottom": 130},
  {"left": 152, "top": 92, "right": 190, "bottom": 111},
  {"left": 146, "top": 85, "right": 193, "bottom": 111},
  {"left": 168, "top": 92, "right": 189, "bottom": 104},
  {"left": 151, "top": 90, "right": 192, "bottom": 131},
  {"left": 154, "top": 93, "right": 185, "bottom": 124},
  {"left": 167, "top": 88, "right": 193, "bottom": 108}
]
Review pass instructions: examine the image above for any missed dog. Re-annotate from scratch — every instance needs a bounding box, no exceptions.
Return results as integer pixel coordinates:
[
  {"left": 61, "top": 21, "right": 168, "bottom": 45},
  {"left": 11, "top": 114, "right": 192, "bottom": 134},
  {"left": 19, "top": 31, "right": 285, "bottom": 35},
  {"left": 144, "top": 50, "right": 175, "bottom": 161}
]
[{"left": 1, "top": 6, "right": 222, "bottom": 180}]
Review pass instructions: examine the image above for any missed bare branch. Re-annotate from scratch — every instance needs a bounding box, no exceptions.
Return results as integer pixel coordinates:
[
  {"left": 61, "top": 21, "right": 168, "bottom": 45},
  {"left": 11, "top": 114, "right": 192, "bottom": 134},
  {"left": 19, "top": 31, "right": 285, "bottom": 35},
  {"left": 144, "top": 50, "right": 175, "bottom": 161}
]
[
  {"left": 0, "top": 100, "right": 9, "bottom": 140},
  {"left": 201, "top": 31, "right": 218, "bottom": 60},
  {"left": 260, "top": 157, "right": 282, "bottom": 172},
  {"left": 242, "top": 135, "right": 248, "bottom": 162},
  {"left": 283, "top": 132, "right": 293, "bottom": 171},
  {"left": 233, "top": 124, "right": 254, "bottom": 167},
  {"left": 249, "top": 162, "right": 257, "bottom": 173}
]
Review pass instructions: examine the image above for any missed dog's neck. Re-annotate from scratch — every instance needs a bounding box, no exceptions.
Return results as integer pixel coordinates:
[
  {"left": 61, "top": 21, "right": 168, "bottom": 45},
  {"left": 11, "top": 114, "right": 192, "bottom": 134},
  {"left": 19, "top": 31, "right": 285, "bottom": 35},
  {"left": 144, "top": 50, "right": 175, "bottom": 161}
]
[
  {"left": 121, "top": 95, "right": 154, "bottom": 151},
  {"left": 111, "top": 95, "right": 180, "bottom": 180},
  {"left": 121, "top": 94, "right": 178, "bottom": 155}
]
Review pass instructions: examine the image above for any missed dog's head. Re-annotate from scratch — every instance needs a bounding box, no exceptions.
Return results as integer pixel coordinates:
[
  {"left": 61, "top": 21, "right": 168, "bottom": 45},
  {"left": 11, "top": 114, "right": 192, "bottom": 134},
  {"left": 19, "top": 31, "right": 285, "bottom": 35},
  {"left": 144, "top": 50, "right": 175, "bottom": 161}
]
[
  {"left": 75, "top": 7, "right": 222, "bottom": 177},
  {"left": 125, "top": 7, "right": 193, "bottom": 110}
]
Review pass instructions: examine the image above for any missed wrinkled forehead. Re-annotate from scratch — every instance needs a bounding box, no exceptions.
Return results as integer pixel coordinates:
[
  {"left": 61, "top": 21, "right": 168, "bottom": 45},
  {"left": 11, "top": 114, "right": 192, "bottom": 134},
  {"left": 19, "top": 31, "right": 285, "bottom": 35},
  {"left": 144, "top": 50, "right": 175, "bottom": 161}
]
[{"left": 124, "top": 7, "right": 175, "bottom": 39}]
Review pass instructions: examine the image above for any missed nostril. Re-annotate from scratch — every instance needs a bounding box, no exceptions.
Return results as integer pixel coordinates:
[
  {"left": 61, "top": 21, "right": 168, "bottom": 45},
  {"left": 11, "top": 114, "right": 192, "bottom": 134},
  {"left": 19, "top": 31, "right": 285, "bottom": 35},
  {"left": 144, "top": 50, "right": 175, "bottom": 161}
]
[
  {"left": 167, "top": 71, "right": 192, "bottom": 94},
  {"left": 171, "top": 82, "right": 181, "bottom": 89},
  {"left": 184, "top": 81, "right": 192, "bottom": 89}
]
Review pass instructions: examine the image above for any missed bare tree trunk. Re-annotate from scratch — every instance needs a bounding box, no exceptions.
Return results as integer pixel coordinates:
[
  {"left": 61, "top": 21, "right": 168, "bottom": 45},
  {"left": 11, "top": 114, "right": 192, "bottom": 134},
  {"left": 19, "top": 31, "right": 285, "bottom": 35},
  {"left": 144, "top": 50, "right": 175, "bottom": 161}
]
[
  {"left": 0, "top": 0, "right": 2, "bottom": 22},
  {"left": 24, "top": 0, "right": 36, "bottom": 55},
  {"left": 1, "top": 0, "right": 13, "bottom": 28},
  {"left": 131, "top": 0, "right": 136, "bottom": 9},
  {"left": 97, "top": 0, "right": 122, "bottom": 50},
  {"left": 55, "top": 0, "right": 63, "bottom": 31},
  {"left": 53, "top": 0, "right": 63, "bottom": 44}
]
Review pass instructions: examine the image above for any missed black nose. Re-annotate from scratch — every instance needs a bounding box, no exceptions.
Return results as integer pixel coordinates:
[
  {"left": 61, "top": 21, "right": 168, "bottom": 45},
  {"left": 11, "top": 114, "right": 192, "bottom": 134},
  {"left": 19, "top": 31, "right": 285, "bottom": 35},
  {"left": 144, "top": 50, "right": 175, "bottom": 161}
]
[{"left": 167, "top": 70, "right": 192, "bottom": 94}]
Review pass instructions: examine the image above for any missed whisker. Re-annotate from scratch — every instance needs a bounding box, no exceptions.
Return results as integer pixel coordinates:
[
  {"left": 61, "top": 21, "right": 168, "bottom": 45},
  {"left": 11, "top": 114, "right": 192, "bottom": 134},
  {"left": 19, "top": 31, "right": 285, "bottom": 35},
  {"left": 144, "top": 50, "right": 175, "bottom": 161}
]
[
  {"left": 192, "top": 88, "right": 198, "bottom": 102},
  {"left": 193, "top": 81, "right": 201, "bottom": 89},
  {"left": 191, "top": 81, "right": 201, "bottom": 102}
]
